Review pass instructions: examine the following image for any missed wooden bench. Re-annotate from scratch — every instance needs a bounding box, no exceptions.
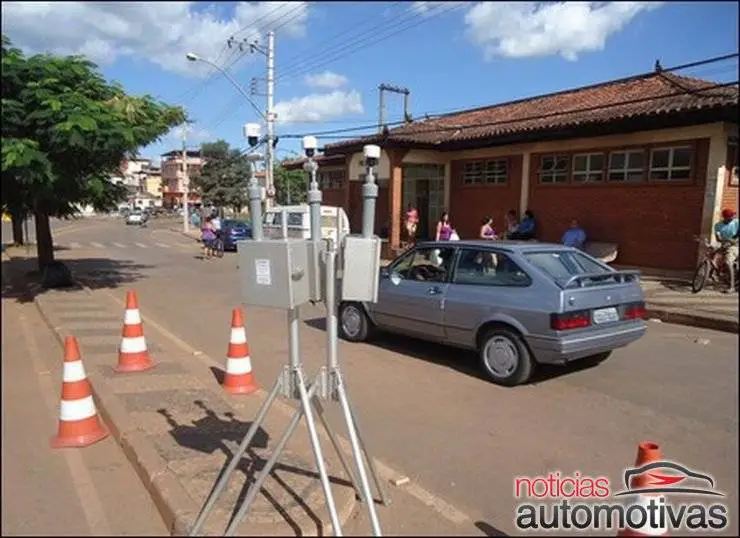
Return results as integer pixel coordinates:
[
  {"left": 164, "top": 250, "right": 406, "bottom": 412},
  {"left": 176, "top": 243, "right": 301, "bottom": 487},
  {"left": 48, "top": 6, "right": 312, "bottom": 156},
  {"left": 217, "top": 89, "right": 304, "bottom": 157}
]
[{"left": 584, "top": 241, "right": 619, "bottom": 264}]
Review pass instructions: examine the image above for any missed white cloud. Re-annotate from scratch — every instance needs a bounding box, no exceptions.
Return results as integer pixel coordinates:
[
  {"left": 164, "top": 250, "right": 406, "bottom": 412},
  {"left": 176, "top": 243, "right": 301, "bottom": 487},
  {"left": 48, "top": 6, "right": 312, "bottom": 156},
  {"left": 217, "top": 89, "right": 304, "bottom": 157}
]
[
  {"left": 464, "top": 1, "right": 662, "bottom": 61},
  {"left": 274, "top": 91, "right": 364, "bottom": 124},
  {"left": 0, "top": 1, "right": 309, "bottom": 78},
  {"left": 304, "top": 71, "right": 349, "bottom": 89}
]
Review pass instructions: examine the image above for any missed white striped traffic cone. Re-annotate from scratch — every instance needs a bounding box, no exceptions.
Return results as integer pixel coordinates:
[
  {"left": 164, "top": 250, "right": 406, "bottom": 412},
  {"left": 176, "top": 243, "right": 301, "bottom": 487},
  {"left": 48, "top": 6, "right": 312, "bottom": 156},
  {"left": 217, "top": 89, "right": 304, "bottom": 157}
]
[
  {"left": 51, "top": 336, "right": 109, "bottom": 449},
  {"left": 222, "top": 308, "right": 259, "bottom": 395},
  {"left": 114, "top": 290, "right": 154, "bottom": 373},
  {"left": 618, "top": 442, "right": 669, "bottom": 536}
]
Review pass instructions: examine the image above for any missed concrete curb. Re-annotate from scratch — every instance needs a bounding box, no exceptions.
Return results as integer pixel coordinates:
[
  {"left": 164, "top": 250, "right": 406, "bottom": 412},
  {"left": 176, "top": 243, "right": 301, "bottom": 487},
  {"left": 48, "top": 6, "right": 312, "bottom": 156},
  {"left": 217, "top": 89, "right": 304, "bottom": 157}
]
[{"left": 646, "top": 306, "right": 739, "bottom": 334}]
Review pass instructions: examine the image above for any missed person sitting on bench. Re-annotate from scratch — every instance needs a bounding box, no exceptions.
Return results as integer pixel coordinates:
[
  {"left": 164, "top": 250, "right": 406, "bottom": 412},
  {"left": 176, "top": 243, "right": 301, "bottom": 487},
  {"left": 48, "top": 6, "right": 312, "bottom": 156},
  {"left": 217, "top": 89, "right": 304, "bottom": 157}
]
[{"left": 510, "top": 210, "right": 537, "bottom": 240}]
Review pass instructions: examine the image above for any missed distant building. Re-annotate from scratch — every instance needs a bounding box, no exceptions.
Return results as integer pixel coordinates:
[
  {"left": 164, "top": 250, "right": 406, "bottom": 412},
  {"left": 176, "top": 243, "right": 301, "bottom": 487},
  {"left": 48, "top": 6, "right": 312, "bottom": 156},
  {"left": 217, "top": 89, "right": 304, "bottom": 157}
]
[
  {"left": 143, "top": 166, "right": 163, "bottom": 200},
  {"left": 160, "top": 149, "right": 204, "bottom": 208}
]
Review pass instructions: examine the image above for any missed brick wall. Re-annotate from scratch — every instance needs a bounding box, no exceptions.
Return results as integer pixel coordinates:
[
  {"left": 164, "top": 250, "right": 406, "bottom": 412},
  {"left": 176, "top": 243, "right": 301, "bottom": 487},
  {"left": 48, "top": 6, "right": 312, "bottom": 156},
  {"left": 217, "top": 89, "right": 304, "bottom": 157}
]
[
  {"left": 448, "top": 156, "right": 523, "bottom": 239},
  {"left": 528, "top": 138, "right": 710, "bottom": 270}
]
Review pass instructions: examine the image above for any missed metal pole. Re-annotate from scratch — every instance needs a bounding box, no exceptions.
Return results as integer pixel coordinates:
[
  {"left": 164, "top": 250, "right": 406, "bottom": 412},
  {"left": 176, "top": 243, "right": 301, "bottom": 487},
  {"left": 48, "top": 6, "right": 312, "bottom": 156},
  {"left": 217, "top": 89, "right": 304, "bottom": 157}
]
[
  {"left": 306, "top": 160, "right": 322, "bottom": 243},
  {"left": 378, "top": 86, "right": 385, "bottom": 133},
  {"left": 248, "top": 159, "right": 264, "bottom": 241},
  {"left": 265, "top": 30, "right": 276, "bottom": 210},
  {"left": 362, "top": 160, "right": 378, "bottom": 239},
  {"left": 182, "top": 123, "right": 190, "bottom": 233},
  {"left": 325, "top": 238, "right": 339, "bottom": 372}
]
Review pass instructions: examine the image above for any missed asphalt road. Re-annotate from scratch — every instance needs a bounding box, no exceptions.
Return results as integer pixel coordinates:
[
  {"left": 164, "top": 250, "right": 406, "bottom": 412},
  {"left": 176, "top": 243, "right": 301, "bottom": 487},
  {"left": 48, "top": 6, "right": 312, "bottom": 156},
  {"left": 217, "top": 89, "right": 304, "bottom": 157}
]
[{"left": 17, "top": 216, "right": 740, "bottom": 536}]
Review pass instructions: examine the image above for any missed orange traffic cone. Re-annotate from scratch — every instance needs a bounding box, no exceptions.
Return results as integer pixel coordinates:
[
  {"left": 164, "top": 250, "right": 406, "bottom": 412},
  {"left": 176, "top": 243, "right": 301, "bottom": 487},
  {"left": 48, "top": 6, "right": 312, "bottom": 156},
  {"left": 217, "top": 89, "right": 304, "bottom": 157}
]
[
  {"left": 618, "top": 442, "right": 669, "bottom": 536},
  {"left": 51, "top": 336, "right": 109, "bottom": 449},
  {"left": 222, "top": 308, "right": 259, "bottom": 395},
  {"left": 114, "top": 290, "right": 154, "bottom": 373}
]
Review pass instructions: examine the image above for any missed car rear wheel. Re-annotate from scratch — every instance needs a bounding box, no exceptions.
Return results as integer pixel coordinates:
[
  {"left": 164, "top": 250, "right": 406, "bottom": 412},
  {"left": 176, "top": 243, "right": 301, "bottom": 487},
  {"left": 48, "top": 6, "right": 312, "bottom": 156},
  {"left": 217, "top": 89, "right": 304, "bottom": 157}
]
[
  {"left": 338, "top": 302, "right": 372, "bottom": 342},
  {"left": 478, "top": 327, "right": 534, "bottom": 387}
]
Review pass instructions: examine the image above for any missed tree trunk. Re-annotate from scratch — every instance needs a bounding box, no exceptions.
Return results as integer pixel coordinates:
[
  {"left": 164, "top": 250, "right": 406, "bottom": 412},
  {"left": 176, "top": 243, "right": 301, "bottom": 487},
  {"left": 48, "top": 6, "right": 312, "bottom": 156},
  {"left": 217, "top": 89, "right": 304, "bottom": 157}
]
[
  {"left": 34, "top": 209, "right": 55, "bottom": 272},
  {"left": 10, "top": 210, "right": 24, "bottom": 245}
]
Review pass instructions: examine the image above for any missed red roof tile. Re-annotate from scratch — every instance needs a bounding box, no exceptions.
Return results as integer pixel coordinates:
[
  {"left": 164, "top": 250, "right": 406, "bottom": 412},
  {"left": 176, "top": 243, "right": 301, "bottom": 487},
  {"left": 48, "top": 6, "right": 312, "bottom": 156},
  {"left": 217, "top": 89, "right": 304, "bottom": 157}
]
[{"left": 325, "top": 72, "right": 738, "bottom": 152}]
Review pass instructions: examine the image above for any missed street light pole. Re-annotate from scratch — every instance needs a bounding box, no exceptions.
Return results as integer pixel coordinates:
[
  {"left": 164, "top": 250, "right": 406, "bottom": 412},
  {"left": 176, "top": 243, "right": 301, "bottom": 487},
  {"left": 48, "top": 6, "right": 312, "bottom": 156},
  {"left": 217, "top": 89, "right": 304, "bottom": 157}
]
[{"left": 265, "top": 30, "right": 276, "bottom": 210}]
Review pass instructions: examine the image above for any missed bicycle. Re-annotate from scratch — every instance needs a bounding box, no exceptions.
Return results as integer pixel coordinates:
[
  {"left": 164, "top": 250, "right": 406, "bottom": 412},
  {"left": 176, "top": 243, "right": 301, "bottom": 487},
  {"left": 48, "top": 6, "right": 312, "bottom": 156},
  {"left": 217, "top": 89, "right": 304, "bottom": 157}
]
[
  {"left": 212, "top": 233, "right": 225, "bottom": 259},
  {"left": 691, "top": 237, "right": 739, "bottom": 293}
]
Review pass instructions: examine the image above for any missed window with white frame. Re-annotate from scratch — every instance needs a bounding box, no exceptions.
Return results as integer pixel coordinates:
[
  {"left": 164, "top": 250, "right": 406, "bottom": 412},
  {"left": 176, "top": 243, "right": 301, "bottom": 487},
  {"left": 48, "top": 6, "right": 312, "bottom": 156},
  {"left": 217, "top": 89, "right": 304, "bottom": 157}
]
[
  {"left": 463, "top": 159, "right": 507, "bottom": 185},
  {"left": 649, "top": 146, "right": 693, "bottom": 181},
  {"left": 572, "top": 153, "right": 605, "bottom": 182},
  {"left": 538, "top": 154, "right": 569, "bottom": 183},
  {"left": 319, "top": 169, "right": 345, "bottom": 189},
  {"left": 608, "top": 150, "right": 645, "bottom": 182}
]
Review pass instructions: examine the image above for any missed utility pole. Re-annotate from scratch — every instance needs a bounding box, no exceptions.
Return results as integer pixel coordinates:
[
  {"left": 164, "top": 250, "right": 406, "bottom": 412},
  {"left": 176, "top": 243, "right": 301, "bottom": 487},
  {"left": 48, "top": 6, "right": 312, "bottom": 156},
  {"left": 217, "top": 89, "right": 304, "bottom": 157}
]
[
  {"left": 265, "top": 30, "right": 276, "bottom": 210},
  {"left": 182, "top": 123, "right": 189, "bottom": 233},
  {"left": 378, "top": 83, "right": 412, "bottom": 132}
]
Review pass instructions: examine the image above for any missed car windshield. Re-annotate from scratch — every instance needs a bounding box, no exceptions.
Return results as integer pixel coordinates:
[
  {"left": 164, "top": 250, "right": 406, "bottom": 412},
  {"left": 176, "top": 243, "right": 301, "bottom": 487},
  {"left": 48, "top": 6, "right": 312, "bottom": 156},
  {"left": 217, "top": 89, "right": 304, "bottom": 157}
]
[{"left": 523, "top": 250, "right": 618, "bottom": 288}]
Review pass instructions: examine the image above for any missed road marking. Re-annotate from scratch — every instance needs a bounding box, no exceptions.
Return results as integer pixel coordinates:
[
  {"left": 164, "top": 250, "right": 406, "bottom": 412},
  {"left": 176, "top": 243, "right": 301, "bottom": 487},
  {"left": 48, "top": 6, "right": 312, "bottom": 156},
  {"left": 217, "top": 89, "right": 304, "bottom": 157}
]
[
  {"left": 154, "top": 242, "right": 170, "bottom": 249},
  {"left": 69, "top": 242, "right": 82, "bottom": 249},
  {"left": 134, "top": 242, "right": 148, "bottom": 248},
  {"left": 90, "top": 242, "right": 105, "bottom": 248},
  {"left": 92, "top": 283, "right": 475, "bottom": 528},
  {"left": 112, "top": 242, "right": 126, "bottom": 248},
  {"left": 17, "top": 305, "right": 113, "bottom": 536}
]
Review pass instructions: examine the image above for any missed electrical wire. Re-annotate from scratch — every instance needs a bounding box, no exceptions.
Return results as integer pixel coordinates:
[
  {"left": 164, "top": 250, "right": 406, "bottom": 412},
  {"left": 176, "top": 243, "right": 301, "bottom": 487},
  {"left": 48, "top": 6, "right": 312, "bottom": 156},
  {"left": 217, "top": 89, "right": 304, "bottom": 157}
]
[{"left": 276, "top": 54, "right": 740, "bottom": 139}]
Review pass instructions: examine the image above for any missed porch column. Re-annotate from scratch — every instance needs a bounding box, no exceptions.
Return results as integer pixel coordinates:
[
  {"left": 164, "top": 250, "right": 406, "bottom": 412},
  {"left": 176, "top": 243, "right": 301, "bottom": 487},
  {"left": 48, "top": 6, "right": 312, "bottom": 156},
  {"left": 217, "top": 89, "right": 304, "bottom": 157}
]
[
  {"left": 698, "top": 124, "right": 733, "bottom": 265},
  {"left": 387, "top": 148, "right": 408, "bottom": 251},
  {"left": 519, "top": 152, "right": 531, "bottom": 215}
]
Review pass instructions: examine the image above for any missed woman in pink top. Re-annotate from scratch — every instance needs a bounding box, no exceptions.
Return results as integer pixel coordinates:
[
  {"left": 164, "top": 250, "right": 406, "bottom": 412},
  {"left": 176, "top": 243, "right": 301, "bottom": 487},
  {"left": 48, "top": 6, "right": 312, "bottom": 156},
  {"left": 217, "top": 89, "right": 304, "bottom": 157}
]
[{"left": 435, "top": 212, "right": 453, "bottom": 241}]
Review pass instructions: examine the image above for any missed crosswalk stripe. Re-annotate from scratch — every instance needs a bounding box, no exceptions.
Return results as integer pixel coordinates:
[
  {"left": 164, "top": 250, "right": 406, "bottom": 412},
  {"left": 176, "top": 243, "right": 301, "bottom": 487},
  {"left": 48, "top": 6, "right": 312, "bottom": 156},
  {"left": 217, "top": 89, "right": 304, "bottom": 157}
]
[
  {"left": 112, "top": 242, "right": 126, "bottom": 248},
  {"left": 90, "top": 242, "right": 104, "bottom": 248},
  {"left": 155, "top": 242, "right": 170, "bottom": 248},
  {"left": 69, "top": 242, "right": 82, "bottom": 249},
  {"left": 134, "top": 242, "right": 148, "bottom": 248}
]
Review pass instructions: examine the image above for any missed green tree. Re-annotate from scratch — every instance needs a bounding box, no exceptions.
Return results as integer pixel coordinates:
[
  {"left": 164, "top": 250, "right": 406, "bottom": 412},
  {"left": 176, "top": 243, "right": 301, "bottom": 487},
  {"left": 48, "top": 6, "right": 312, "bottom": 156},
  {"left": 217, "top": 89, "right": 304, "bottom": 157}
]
[
  {"left": 274, "top": 161, "right": 307, "bottom": 205},
  {"left": 191, "top": 139, "right": 250, "bottom": 214},
  {"left": 1, "top": 35, "right": 185, "bottom": 271}
]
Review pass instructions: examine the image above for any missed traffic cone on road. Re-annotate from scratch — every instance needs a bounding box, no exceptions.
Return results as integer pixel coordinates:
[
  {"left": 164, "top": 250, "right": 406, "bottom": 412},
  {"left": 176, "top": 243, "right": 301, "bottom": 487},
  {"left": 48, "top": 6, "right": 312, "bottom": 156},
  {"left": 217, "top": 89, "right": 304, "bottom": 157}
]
[
  {"left": 51, "top": 336, "right": 109, "bottom": 449},
  {"left": 114, "top": 290, "right": 154, "bottom": 373},
  {"left": 222, "top": 308, "right": 259, "bottom": 395},
  {"left": 617, "top": 442, "right": 669, "bottom": 536}
]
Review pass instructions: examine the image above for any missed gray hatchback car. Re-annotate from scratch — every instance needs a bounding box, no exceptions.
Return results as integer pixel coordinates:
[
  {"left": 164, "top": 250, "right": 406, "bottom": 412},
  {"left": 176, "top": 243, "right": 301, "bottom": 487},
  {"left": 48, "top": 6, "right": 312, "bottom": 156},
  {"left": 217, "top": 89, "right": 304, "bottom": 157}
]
[{"left": 338, "top": 240, "right": 647, "bottom": 386}]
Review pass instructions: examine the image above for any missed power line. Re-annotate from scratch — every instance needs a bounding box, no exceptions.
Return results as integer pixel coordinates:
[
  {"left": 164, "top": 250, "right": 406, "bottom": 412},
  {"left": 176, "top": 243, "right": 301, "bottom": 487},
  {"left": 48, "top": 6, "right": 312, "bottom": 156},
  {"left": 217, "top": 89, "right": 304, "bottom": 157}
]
[
  {"left": 277, "top": 3, "right": 462, "bottom": 83},
  {"left": 277, "top": 53, "right": 740, "bottom": 139}
]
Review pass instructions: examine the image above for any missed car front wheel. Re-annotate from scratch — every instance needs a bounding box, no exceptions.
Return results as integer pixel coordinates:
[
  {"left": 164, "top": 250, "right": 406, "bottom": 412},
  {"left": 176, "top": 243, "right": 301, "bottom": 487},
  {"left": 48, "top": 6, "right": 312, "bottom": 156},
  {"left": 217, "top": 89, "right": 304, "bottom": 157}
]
[
  {"left": 338, "top": 302, "right": 372, "bottom": 342},
  {"left": 478, "top": 327, "right": 534, "bottom": 387}
]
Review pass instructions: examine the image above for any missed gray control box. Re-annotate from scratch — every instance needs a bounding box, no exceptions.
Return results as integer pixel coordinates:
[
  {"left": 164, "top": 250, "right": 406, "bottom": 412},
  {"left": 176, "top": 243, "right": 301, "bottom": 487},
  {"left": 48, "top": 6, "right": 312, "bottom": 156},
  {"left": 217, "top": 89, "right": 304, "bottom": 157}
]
[
  {"left": 340, "top": 236, "right": 382, "bottom": 303},
  {"left": 238, "top": 239, "right": 311, "bottom": 309}
]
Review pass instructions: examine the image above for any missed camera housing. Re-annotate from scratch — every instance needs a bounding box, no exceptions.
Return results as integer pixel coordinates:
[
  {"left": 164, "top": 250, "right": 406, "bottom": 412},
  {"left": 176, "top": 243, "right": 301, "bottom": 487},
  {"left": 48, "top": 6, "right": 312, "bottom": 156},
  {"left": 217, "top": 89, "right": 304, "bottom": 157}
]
[
  {"left": 302, "top": 136, "right": 318, "bottom": 158},
  {"left": 363, "top": 144, "right": 381, "bottom": 167},
  {"left": 244, "top": 123, "right": 262, "bottom": 148}
]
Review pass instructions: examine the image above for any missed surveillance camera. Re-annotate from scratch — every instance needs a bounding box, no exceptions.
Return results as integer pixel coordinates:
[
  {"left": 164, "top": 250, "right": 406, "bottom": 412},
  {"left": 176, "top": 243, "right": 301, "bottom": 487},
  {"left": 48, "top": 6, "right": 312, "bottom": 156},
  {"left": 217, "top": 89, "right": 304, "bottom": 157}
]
[
  {"left": 363, "top": 144, "right": 381, "bottom": 167},
  {"left": 302, "top": 136, "right": 318, "bottom": 158},
  {"left": 244, "top": 123, "right": 261, "bottom": 148}
]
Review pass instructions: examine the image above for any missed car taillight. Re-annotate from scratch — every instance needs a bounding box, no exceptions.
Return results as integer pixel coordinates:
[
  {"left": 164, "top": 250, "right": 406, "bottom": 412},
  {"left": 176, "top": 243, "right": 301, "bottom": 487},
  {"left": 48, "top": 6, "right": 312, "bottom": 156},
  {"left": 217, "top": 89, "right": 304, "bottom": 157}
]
[
  {"left": 551, "top": 310, "right": 591, "bottom": 330},
  {"left": 623, "top": 301, "right": 647, "bottom": 320}
]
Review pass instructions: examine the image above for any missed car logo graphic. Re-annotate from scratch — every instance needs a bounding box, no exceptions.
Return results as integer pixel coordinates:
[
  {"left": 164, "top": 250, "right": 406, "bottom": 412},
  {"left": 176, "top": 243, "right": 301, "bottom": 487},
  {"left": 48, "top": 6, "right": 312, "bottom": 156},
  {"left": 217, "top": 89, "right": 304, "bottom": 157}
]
[{"left": 613, "top": 460, "right": 724, "bottom": 497}]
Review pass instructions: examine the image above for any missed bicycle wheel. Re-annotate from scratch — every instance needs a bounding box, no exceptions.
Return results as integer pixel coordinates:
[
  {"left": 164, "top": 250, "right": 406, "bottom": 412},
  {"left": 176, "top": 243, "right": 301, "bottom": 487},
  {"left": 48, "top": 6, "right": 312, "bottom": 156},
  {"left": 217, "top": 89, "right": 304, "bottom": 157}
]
[{"left": 691, "top": 260, "right": 712, "bottom": 293}]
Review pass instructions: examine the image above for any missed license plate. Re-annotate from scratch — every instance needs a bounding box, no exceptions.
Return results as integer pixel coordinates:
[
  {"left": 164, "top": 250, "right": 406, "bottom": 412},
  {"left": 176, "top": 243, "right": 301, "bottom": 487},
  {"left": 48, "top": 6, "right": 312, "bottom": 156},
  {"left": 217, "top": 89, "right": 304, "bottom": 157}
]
[{"left": 593, "top": 307, "right": 619, "bottom": 324}]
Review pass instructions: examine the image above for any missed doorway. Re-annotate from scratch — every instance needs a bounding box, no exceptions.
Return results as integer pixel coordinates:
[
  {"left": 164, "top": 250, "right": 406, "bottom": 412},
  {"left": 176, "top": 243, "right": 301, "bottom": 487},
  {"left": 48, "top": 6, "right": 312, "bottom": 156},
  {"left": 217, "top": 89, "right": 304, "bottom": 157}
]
[{"left": 403, "top": 164, "right": 445, "bottom": 240}]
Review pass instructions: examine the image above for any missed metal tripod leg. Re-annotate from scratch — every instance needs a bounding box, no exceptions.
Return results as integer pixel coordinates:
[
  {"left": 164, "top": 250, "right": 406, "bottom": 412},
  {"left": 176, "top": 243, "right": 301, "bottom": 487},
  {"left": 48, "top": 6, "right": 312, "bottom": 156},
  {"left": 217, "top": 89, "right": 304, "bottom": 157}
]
[
  {"left": 189, "top": 376, "right": 283, "bottom": 536},
  {"left": 335, "top": 373, "right": 382, "bottom": 536},
  {"left": 311, "top": 395, "right": 363, "bottom": 501},
  {"left": 225, "top": 372, "right": 344, "bottom": 536},
  {"left": 344, "top": 386, "right": 391, "bottom": 507}
]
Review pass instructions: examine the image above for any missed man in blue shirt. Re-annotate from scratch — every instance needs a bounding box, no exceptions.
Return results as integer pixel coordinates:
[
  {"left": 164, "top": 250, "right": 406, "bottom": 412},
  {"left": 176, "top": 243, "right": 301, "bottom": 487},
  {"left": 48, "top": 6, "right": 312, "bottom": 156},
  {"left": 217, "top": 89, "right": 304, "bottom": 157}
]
[
  {"left": 510, "top": 210, "right": 537, "bottom": 240},
  {"left": 714, "top": 208, "right": 738, "bottom": 293},
  {"left": 562, "top": 219, "right": 587, "bottom": 250}
]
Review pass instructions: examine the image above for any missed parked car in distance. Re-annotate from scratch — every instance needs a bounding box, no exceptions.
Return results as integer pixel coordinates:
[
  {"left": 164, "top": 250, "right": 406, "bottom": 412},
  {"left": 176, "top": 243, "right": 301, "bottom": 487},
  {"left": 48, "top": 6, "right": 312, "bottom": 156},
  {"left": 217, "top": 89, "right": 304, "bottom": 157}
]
[
  {"left": 338, "top": 240, "right": 647, "bottom": 387},
  {"left": 221, "top": 219, "right": 252, "bottom": 251},
  {"left": 126, "top": 210, "right": 148, "bottom": 225}
]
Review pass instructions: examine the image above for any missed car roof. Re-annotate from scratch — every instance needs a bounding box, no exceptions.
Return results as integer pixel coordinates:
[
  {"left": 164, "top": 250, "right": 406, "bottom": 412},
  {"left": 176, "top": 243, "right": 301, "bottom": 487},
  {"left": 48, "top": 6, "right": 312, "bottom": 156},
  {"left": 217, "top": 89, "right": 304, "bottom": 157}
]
[{"left": 413, "top": 240, "right": 577, "bottom": 254}]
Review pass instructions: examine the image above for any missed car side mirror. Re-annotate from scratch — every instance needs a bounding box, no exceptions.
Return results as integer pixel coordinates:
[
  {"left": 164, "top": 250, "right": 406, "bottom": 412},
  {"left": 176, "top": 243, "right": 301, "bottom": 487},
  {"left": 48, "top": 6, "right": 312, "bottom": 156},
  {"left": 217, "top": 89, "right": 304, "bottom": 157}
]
[{"left": 380, "top": 266, "right": 389, "bottom": 278}]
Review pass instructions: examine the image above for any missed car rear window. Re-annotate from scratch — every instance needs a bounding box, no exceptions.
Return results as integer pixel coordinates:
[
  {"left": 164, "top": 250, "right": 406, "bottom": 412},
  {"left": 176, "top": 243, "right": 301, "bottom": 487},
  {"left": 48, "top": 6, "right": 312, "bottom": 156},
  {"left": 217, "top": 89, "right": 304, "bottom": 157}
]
[{"left": 524, "top": 251, "right": 617, "bottom": 287}]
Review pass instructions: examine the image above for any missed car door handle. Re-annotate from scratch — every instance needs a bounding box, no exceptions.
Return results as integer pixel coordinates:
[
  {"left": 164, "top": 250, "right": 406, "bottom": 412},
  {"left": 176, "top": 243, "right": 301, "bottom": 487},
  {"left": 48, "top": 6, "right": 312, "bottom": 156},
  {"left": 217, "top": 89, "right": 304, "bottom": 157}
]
[{"left": 427, "top": 286, "right": 442, "bottom": 295}]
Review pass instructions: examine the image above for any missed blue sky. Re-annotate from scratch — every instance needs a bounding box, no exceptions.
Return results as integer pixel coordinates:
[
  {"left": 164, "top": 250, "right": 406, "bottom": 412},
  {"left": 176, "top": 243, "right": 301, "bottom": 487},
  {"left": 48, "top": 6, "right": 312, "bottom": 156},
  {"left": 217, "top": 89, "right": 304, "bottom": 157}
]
[{"left": 2, "top": 1, "right": 738, "bottom": 165}]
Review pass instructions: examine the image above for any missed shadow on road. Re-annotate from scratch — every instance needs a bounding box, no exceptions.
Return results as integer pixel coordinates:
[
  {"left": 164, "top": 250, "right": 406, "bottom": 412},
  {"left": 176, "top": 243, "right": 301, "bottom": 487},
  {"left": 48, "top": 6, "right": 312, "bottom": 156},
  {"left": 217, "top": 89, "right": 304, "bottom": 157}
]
[
  {"left": 304, "top": 317, "right": 603, "bottom": 386},
  {"left": 157, "top": 399, "right": 351, "bottom": 535},
  {"left": 1, "top": 255, "right": 154, "bottom": 304},
  {"left": 475, "top": 520, "right": 508, "bottom": 536}
]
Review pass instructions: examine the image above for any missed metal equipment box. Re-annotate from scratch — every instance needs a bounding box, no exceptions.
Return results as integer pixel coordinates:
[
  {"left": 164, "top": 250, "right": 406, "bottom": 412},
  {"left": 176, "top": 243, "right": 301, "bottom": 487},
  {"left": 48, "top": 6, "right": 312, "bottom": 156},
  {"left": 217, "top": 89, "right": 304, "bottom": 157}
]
[
  {"left": 340, "top": 236, "right": 382, "bottom": 303},
  {"left": 237, "top": 239, "right": 311, "bottom": 310}
]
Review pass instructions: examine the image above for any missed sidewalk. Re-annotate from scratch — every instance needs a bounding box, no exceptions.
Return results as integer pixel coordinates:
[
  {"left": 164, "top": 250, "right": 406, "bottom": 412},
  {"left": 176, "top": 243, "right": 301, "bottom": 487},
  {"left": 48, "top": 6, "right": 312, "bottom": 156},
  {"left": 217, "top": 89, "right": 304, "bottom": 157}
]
[{"left": 3, "top": 252, "right": 481, "bottom": 536}]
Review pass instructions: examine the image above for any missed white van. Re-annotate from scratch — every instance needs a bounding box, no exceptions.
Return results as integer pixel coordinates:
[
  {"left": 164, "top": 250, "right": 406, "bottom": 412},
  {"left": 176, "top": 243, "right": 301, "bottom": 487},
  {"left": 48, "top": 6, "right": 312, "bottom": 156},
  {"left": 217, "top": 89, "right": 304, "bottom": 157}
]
[{"left": 263, "top": 205, "right": 350, "bottom": 241}]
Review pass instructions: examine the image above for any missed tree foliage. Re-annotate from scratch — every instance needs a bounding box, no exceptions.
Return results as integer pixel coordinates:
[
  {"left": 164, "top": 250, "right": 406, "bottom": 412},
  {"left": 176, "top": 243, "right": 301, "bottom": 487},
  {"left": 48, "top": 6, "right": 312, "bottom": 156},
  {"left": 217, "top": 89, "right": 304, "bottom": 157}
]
[
  {"left": 1, "top": 34, "right": 186, "bottom": 269},
  {"left": 274, "top": 161, "right": 307, "bottom": 205},
  {"left": 191, "top": 140, "right": 250, "bottom": 212}
]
